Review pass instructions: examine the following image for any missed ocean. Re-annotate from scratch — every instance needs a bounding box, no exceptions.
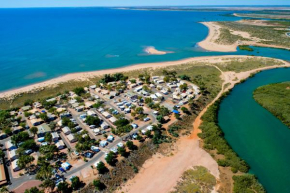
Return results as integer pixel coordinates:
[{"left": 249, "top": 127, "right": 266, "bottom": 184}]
[
  {"left": 0, "top": 7, "right": 289, "bottom": 91},
  {"left": 0, "top": 7, "right": 241, "bottom": 91}
]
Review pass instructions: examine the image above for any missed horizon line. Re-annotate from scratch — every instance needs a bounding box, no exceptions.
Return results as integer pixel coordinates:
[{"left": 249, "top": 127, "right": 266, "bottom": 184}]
[{"left": 1, "top": 5, "right": 290, "bottom": 9}]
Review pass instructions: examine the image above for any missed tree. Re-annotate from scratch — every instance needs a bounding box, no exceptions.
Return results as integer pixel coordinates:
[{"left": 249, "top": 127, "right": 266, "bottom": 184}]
[
  {"left": 24, "top": 187, "right": 43, "bottom": 193},
  {"left": 0, "top": 150, "right": 4, "bottom": 164},
  {"left": 3, "top": 128, "right": 12, "bottom": 136},
  {"left": 179, "top": 74, "right": 190, "bottom": 81},
  {"left": 114, "top": 119, "right": 129, "bottom": 127},
  {"left": 117, "top": 146, "right": 127, "bottom": 157},
  {"left": 73, "top": 87, "right": 85, "bottom": 96},
  {"left": 30, "top": 127, "right": 38, "bottom": 137},
  {"left": 39, "top": 145, "right": 58, "bottom": 161},
  {"left": 163, "top": 76, "right": 170, "bottom": 82},
  {"left": 93, "top": 179, "right": 106, "bottom": 191},
  {"left": 181, "top": 107, "right": 190, "bottom": 115},
  {"left": 11, "top": 132, "right": 30, "bottom": 147},
  {"left": 126, "top": 141, "right": 136, "bottom": 151},
  {"left": 44, "top": 133, "right": 52, "bottom": 144},
  {"left": 105, "top": 151, "right": 116, "bottom": 166},
  {"left": 159, "top": 106, "right": 170, "bottom": 117},
  {"left": 85, "top": 116, "right": 101, "bottom": 126},
  {"left": 57, "top": 181, "right": 70, "bottom": 193},
  {"left": 20, "top": 139, "right": 37, "bottom": 151},
  {"left": 135, "top": 107, "right": 144, "bottom": 115},
  {"left": 179, "top": 83, "right": 188, "bottom": 91},
  {"left": 36, "top": 163, "right": 53, "bottom": 181},
  {"left": 17, "top": 155, "right": 35, "bottom": 173},
  {"left": 39, "top": 113, "right": 48, "bottom": 122},
  {"left": 0, "top": 186, "right": 9, "bottom": 193},
  {"left": 157, "top": 115, "right": 165, "bottom": 123},
  {"left": 40, "top": 179, "right": 55, "bottom": 192},
  {"left": 145, "top": 130, "right": 152, "bottom": 138},
  {"left": 70, "top": 176, "right": 82, "bottom": 190},
  {"left": 24, "top": 99, "right": 34, "bottom": 106},
  {"left": 96, "top": 161, "right": 108, "bottom": 174}
]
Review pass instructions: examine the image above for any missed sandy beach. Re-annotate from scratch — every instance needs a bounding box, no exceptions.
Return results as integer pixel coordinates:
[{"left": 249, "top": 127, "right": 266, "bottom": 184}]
[
  {"left": 198, "top": 21, "right": 290, "bottom": 52},
  {"left": 198, "top": 22, "right": 238, "bottom": 52},
  {"left": 144, "top": 46, "right": 172, "bottom": 55},
  {"left": 0, "top": 55, "right": 270, "bottom": 100}
]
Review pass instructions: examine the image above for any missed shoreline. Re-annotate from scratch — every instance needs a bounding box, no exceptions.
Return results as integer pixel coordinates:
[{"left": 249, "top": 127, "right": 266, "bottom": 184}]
[
  {"left": 118, "top": 61, "right": 290, "bottom": 193},
  {"left": 198, "top": 22, "right": 238, "bottom": 52},
  {"left": 118, "top": 62, "right": 290, "bottom": 193},
  {"left": 198, "top": 21, "right": 290, "bottom": 52},
  {"left": 143, "top": 46, "right": 173, "bottom": 55},
  {"left": 0, "top": 55, "right": 269, "bottom": 100}
]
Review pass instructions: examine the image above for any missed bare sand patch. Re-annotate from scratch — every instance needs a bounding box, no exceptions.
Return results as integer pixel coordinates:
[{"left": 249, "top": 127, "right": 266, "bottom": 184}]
[
  {"left": 144, "top": 46, "right": 173, "bottom": 55},
  {"left": 198, "top": 22, "right": 238, "bottom": 52}
]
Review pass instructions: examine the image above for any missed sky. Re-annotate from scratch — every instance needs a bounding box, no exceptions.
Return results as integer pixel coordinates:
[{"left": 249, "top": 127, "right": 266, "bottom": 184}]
[{"left": 0, "top": 0, "right": 289, "bottom": 8}]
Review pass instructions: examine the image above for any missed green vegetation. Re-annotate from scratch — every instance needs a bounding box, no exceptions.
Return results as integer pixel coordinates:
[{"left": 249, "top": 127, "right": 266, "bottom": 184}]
[
  {"left": 171, "top": 166, "right": 216, "bottom": 193},
  {"left": 238, "top": 45, "right": 254, "bottom": 51},
  {"left": 0, "top": 61, "right": 223, "bottom": 109},
  {"left": 198, "top": 98, "right": 249, "bottom": 173},
  {"left": 233, "top": 175, "right": 265, "bottom": 193},
  {"left": 215, "top": 57, "right": 284, "bottom": 73},
  {"left": 216, "top": 28, "right": 248, "bottom": 44},
  {"left": 217, "top": 20, "right": 290, "bottom": 48},
  {"left": 253, "top": 82, "right": 290, "bottom": 127},
  {"left": 235, "top": 13, "right": 290, "bottom": 20}
]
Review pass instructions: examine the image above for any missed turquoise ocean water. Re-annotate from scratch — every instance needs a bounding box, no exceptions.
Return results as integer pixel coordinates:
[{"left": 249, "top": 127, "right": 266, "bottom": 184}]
[{"left": 1, "top": 7, "right": 290, "bottom": 91}]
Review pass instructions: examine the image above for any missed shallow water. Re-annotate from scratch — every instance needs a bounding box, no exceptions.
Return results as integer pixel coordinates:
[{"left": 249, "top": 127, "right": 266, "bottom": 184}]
[{"left": 218, "top": 68, "right": 290, "bottom": 193}]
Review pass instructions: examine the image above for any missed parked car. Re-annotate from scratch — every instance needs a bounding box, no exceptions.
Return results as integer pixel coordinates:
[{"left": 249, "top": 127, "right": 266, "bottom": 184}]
[
  {"left": 24, "top": 149, "right": 33, "bottom": 155},
  {"left": 84, "top": 152, "right": 94, "bottom": 158},
  {"left": 143, "top": 117, "right": 150, "bottom": 122}
]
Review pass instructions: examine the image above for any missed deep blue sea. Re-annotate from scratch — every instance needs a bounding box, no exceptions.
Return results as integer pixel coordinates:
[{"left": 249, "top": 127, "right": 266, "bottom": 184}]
[{"left": 0, "top": 7, "right": 290, "bottom": 91}]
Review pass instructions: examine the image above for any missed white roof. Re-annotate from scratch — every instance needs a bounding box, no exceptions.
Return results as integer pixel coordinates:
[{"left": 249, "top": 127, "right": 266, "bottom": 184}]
[
  {"left": 6, "top": 140, "right": 15, "bottom": 149},
  {"left": 62, "top": 127, "right": 71, "bottom": 133},
  {"left": 67, "top": 134, "right": 75, "bottom": 141},
  {"left": 107, "top": 135, "right": 114, "bottom": 140},
  {"left": 12, "top": 159, "right": 19, "bottom": 169},
  {"left": 109, "top": 116, "right": 117, "bottom": 123},
  {"left": 56, "top": 140, "right": 65, "bottom": 147},
  {"left": 102, "top": 112, "right": 111, "bottom": 117},
  {"left": 87, "top": 110, "right": 96, "bottom": 116},
  {"left": 9, "top": 149, "right": 17, "bottom": 158},
  {"left": 51, "top": 132, "right": 59, "bottom": 138}
]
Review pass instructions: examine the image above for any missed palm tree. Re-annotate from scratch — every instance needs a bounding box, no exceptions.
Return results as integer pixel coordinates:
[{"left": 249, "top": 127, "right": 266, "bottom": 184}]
[
  {"left": 0, "top": 187, "right": 10, "bottom": 193},
  {"left": 0, "top": 150, "right": 5, "bottom": 164},
  {"left": 40, "top": 179, "right": 55, "bottom": 192},
  {"left": 29, "top": 127, "right": 38, "bottom": 138}
]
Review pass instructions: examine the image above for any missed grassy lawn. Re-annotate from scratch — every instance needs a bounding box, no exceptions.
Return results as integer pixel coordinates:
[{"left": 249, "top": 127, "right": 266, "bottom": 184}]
[{"left": 253, "top": 82, "right": 290, "bottom": 128}]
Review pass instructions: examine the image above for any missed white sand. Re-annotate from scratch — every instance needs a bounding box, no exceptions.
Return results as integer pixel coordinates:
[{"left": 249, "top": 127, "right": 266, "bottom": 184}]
[
  {"left": 0, "top": 55, "right": 265, "bottom": 100},
  {"left": 198, "top": 22, "right": 238, "bottom": 52},
  {"left": 144, "top": 46, "right": 172, "bottom": 55}
]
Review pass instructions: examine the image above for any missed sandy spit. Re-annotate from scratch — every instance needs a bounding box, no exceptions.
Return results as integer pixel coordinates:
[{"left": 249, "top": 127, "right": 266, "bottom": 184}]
[
  {"left": 198, "top": 22, "right": 238, "bottom": 52},
  {"left": 0, "top": 55, "right": 257, "bottom": 100}
]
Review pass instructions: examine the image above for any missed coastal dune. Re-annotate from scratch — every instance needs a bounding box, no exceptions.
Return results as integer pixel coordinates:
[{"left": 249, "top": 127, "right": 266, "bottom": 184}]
[
  {"left": 0, "top": 55, "right": 271, "bottom": 100},
  {"left": 198, "top": 22, "right": 238, "bottom": 52}
]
